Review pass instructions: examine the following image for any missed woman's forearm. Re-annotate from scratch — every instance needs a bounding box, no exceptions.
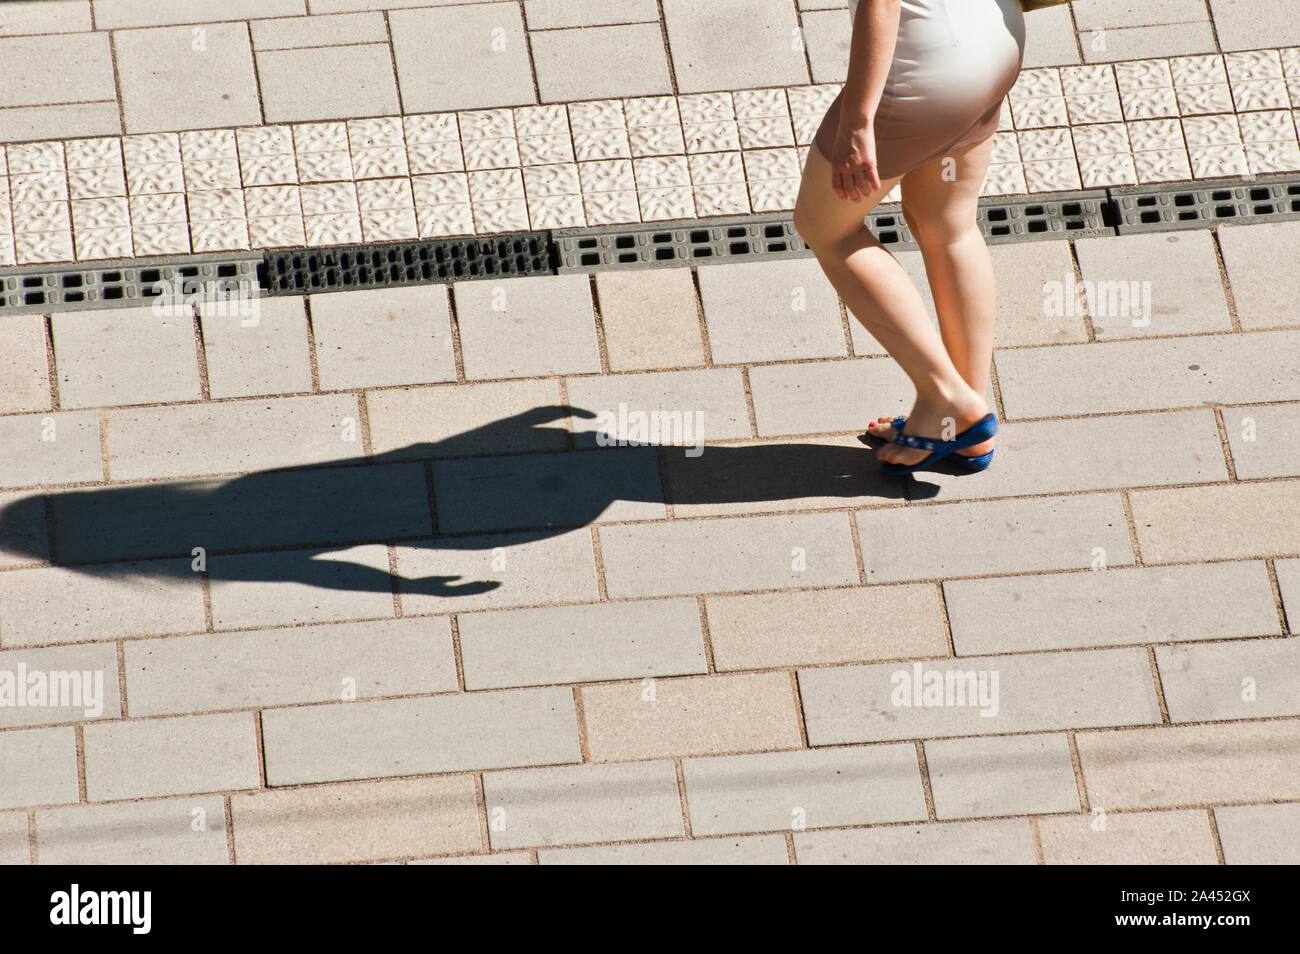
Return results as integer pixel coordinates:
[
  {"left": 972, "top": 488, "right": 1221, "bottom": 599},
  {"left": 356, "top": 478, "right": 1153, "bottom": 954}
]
[{"left": 840, "top": 0, "right": 901, "bottom": 126}]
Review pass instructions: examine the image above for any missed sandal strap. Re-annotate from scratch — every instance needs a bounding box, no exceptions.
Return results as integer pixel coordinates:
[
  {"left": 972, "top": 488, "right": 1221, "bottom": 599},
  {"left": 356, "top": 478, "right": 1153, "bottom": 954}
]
[{"left": 891, "top": 413, "right": 998, "bottom": 453}]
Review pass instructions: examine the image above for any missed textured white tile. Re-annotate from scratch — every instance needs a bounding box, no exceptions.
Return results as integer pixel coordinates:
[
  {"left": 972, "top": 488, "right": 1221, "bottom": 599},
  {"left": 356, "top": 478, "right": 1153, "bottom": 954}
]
[
  {"left": 122, "top": 134, "right": 180, "bottom": 167},
  {"left": 1071, "top": 123, "right": 1129, "bottom": 157},
  {"left": 186, "top": 189, "right": 246, "bottom": 221},
  {"left": 1060, "top": 65, "right": 1116, "bottom": 96},
  {"left": 629, "top": 125, "right": 691, "bottom": 157},
  {"left": 64, "top": 138, "right": 122, "bottom": 170},
  {"left": 1023, "top": 158, "right": 1082, "bottom": 192},
  {"left": 997, "top": 99, "right": 1013, "bottom": 131},
  {"left": 1010, "top": 69, "right": 1062, "bottom": 102},
  {"left": 125, "top": 162, "right": 185, "bottom": 195},
  {"left": 71, "top": 197, "right": 129, "bottom": 230},
  {"left": 1133, "top": 148, "right": 1193, "bottom": 182},
  {"left": 693, "top": 181, "right": 749, "bottom": 216},
  {"left": 129, "top": 192, "right": 188, "bottom": 224},
  {"left": 361, "top": 208, "right": 418, "bottom": 241},
  {"left": 1011, "top": 97, "right": 1069, "bottom": 129},
  {"left": 293, "top": 122, "right": 349, "bottom": 154},
  {"left": 180, "top": 129, "right": 237, "bottom": 163},
  {"left": 348, "top": 117, "right": 405, "bottom": 150},
  {"left": 74, "top": 227, "right": 133, "bottom": 261},
  {"left": 303, "top": 212, "right": 362, "bottom": 245},
  {"left": 678, "top": 92, "right": 735, "bottom": 125},
  {"left": 637, "top": 186, "right": 694, "bottom": 220},
  {"left": 514, "top": 104, "right": 568, "bottom": 137},
  {"left": 0, "top": 235, "right": 14, "bottom": 268},
  {"left": 412, "top": 173, "right": 471, "bottom": 207},
  {"left": 523, "top": 163, "right": 581, "bottom": 197},
  {"left": 742, "top": 147, "right": 800, "bottom": 180},
  {"left": 583, "top": 189, "right": 639, "bottom": 225},
  {"left": 468, "top": 168, "right": 525, "bottom": 203},
  {"left": 1170, "top": 54, "right": 1227, "bottom": 87},
  {"left": 403, "top": 113, "right": 460, "bottom": 144},
  {"left": 568, "top": 100, "right": 626, "bottom": 133},
  {"left": 67, "top": 165, "right": 126, "bottom": 200},
  {"left": 526, "top": 193, "right": 586, "bottom": 229},
  {"left": 1120, "top": 87, "right": 1179, "bottom": 120},
  {"left": 7, "top": 142, "right": 65, "bottom": 176},
  {"left": 1017, "top": 128, "right": 1075, "bottom": 162},
  {"left": 406, "top": 141, "right": 464, "bottom": 175},
  {"left": 459, "top": 108, "right": 515, "bottom": 140},
  {"left": 240, "top": 153, "right": 298, "bottom": 187},
  {"left": 1182, "top": 114, "right": 1241, "bottom": 148},
  {"left": 462, "top": 138, "right": 521, "bottom": 171},
  {"left": 737, "top": 117, "right": 795, "bottom": 149},
  {"left": 792, "top": 115, "right": 821, "bottom": 146},
  {"left": 578, "top": 159, "right": 636, "bottom": 193},
  {"left": 416, "top": 203, "right": 474, "bottom": 237},
  {"left": 1079, "top": 152, "right": 1138, "bottom": 187},
  {"left": 10, "top": 171, "right": 68, "bottom": 204},
  {"left": 749, "top": 177, "right": 799, "bottom": 212},
  {"left": 183, "top": 158, "right": 242, "bottom": 191},
  {"left": 131, "top": 222, "right": 191, "bottom": 256},
  {"left": 1176, "top": 83, "right": 1236, "bottom": 116},
  {"left": 573, "top": 128, "right": 631, "bottom": 161},
  {"left": 471, "top": 197, "right": 529, "bottom": 232},
  {"left": 688, "top": 151, "right": 744, "bottom": 186},
  {"left": 1113, "top": 59, "right": 1174, "bottom": 91},
  {"left": 296, "top": 150, "right": 354, "bottom": 183},
  {"left": 190, "top": 219, "right": 250, "bottom": 252},
  {"left": 1243, "top": 141, "right": 1300, "bottom": 174},
  {"left": 1224, "top": 50, "right": 1284, "bottom": 83},
  {"left": 632, "top": 156, "right": 689, "bottom": 190},
  {"left": 1237, "top": 110, "right": 1299, "bottom": 143},
  {"left": 15, "top": 230, "right": 73, "bottom": 263},
  {"left": 1189, "top": 145, "right": 1248, "bottom": 178},
  {"left": 355, "top": 177, "right": 414, "bottom": 211},
  {"left": 351, "top": 147, "right": 409, "bottom": 179},
  {"left": 300, "top": 182, "right": 359, "bottom": 216},
  {"left": 625, "top": 96, "right": 680, "bottom": 127},
  {"left": 785, "top": 85, "right": 837, "bottom": 116},
  {"left": 733, "top": 88, "right": 788, "bottom": 120},
  {"left": 1281, "top": 48, "right": 1300, "bottom": 77},
  {"left": 517, "top": 134, "right": 575, "bottom": 167},
  {"left": 990, "top": 131, "right": 1021, "bottom": 164},
  {"left": 1230, "top": 79, "right": 1291, "bottom": 113},
  {"left": 11, "top": 201, "right": 69, "bottom": 232},
  {"left": 247, "top": 215, "right": 305, "bottom": 248},
  {"left": 1127, "top": 118, "right": 1186, "bottom": 152},
  {"left": 1064, "top": 92, "right": 1123, "bottom": 125},
  {"left": 237, "top": 126, "right": 294, "bottom": 157}
]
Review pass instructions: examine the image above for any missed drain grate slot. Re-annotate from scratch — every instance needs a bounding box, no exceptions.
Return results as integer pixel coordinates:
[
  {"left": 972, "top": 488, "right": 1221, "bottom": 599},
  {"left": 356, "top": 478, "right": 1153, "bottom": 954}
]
[
  {"left": 0, "top": 254, "right": 263, "bottom": 315},
  {"left": 261, "top": 234, "right": 553, "bottom": 293},
  {"left": 1112, "top": 174, "right": 1300, "bottom": 233},
  {"left": 554, "top": 215, "right": 815, "bottom": 271},
  {"left": 976, "top": 190, "right": 1112, "bottom": 244}
]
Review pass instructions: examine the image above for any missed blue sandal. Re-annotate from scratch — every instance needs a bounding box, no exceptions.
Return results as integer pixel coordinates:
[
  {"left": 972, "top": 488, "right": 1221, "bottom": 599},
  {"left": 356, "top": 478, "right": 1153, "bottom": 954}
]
[
  {"left": 859, "top": 416, "right": 996, "bottom": 473},
  {"left": 876, "top": 413, "right": 998, "bottom": 475}
]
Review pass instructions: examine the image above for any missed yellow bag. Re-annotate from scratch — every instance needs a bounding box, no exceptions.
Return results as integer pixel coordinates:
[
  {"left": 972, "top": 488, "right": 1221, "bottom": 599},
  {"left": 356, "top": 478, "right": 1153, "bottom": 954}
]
[{"left": 1021, "top": 0, "right": 1071, "bottom": 10}]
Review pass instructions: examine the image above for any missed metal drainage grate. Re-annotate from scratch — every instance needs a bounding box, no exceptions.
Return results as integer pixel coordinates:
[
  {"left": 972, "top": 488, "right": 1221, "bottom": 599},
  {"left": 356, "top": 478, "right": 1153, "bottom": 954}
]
[
  {"left": 1111, "top": 174, "right": 1300, "bottom": 234},
  {"left": 554, "top": 214, "right": 813, "bottom": 272},
  {"left": 0, "top": 254, "right": 262, "bottom": 315},
  {"left": 261, "top": 234, "right": 553, "bottom": 294},
  {"left": 976, "top": 189, "right": 1113, "bottom": 244}
]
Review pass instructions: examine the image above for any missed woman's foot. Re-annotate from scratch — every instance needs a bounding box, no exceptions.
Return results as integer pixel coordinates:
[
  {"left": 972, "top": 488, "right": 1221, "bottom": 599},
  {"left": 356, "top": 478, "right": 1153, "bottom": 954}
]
[{"left": 871, "top": 392, "right": 995, "bottom": 467}]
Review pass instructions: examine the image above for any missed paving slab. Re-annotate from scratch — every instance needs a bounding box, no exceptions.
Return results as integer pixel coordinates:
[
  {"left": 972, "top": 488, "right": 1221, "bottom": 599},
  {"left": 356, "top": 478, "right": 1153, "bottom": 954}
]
[
  {"left": 260, "top": 686, "right": 582, "bottom": 785},
  {"left": 1214, "top": 801, "right": 1300, "bottom": 865},
  {"left": 0, "top": 1, "right": 92, "bottom": 36},
  {"left": 51, "top": 306, "right": 201, "bottom": 409},
  {"left": 198, "top": 297, "right": 313, "bottom": 399},
  {"left": 124, "top": 616, "right": 458, "bottom": 716},
  {"left": 705, "top": 583, "right": 947, "bottom": 670},
  {"left": 231, "top": 776, "right": 480, "bottom": 864},
  {"left": 0, "top": 32, "right": 113, "bottom": 108},
  {"left": 923, "top": 732, "right": 1080, "bottom": 819},
  {"left": 1217, "top": 222, "right": 1300, "bottom": 330},
  {"left": 799, "top": 646, "right": 1162, "bottom": 745},
  {"left": 1129, "top": 480, "right": 1300, "bottom": 562},
  {"left": 0, "top": 490, "right": 49, "bottom": 568},
  {"left": 0, "top": 725, "right": 79, "bottom": 809},
  {"left": 793, "top": 817, "right": 1036, "bottom": 864},
  {"left": 113, "top": 24, "right": 262, "bottom": 133},
  {"left": 661, "top": 0, "right": 809, "bottom": 93},
  {"left": 1155, "top": 637, "right": 1300, "bottom": 722},
  {"left": 310, "top": 285, "right": 457, "bottom": 390},
  {"left": 580, "top": 671, "right": 803, "bottom": 761},
  {"left": 0, "top": 410, "right": 102, "bottom": 488},
  {"left": 91, "top": 0, "right": 304, "bottom": 29},
  {"left": 945, "top": 561, "right": 1280, "bottom": 655},
  {"left": 530, "top": 24, "right": 672, "bottom": 101},
  {"left": 0, "top": 811, "right": 29, "bottom": 865},
  {"left": 748, "top": 356, "right": 915, "bottom": 438},
  {"left": 456, "top": 598, "right": 706, "bottom": 690},
  {"left": 567, "top": 367, "right": 753, "bottom": 446},
  {"left": 1037, "top": 809, "right": 1217, "bottom": 864},
  {"left": 0, "top": 641, "right": 120, "bottom": 727},
  {"left": 1222, "top": 402, "right": 1300, "bottom": 479},
  {"left": 257, "top": 44, "right": 401, "bottom": 124},
  {"left": 35, "top": 796, "right": 229, "bottom": 865},
  {"left": 0, "top": 313, "right": 51, "bottom": 413},
  {"left": 1075, "top": 720, "right": 1300, "bottom": 809},
  {"left": 593, "top": 268, "right": 707, "bottom": 371},
  {"left": 697, "top": 258, "right": 847, "bottom": 364},
  {"left": 82, "top": 711, "right": 261, "bottom": 801},
  {"left": 483, "top": 760, "right": 684, "bottom": 849},
  {"left": 682, "top": 744, "right": 927, "bottom": 836},
  {"left": 1207, "top": 0, "right": 1300, "bottom": 51}
]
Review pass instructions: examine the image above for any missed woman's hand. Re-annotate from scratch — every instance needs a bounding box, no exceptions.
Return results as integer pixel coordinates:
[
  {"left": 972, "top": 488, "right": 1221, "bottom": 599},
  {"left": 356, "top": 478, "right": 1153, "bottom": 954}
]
[{"left": 830, "top": 119, "right": 882, "bottom": 203}]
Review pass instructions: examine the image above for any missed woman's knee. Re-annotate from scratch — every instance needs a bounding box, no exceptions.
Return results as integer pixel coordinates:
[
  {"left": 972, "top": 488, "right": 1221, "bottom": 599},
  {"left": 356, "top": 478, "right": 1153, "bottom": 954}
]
[{"left": 901, "top": 200, "right": 978, "bottom": 248}]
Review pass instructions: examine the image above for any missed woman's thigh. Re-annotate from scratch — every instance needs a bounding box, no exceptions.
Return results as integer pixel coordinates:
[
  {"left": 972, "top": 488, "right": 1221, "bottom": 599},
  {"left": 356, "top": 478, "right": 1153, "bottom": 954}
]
[
  {"left": 898, "top": 135, "right": 995, "bottom": 242},
  {"left": 793, "top": 133, "right": 903, "bottom": 247}
]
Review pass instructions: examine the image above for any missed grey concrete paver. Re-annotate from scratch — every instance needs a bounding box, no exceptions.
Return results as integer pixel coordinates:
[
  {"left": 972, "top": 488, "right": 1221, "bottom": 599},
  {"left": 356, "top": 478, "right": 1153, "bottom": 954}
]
[{"left": 35, "top": 797, "right": 229, "bottom": 865}]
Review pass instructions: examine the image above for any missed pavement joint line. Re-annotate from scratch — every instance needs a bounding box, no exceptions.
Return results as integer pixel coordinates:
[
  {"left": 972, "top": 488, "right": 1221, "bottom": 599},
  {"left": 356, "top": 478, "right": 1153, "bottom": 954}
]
[
  {"left": 694, "top": 596, "right": 717, "bottom": 674},
  {"left": 1028, "top": 816, "right": 1045, "bottom": 865},
  {"left": 1264, "top": 558, "right": 1293, "bottom": 636},
  {"left": 1206, "top": 806, "right": 1227, "bottom": 865},
  {"left": 472, "top": 772, "right": 490, "bottom": 854},
  {"left": 26, "top": 810, "right": 37, "bottom": 865},
  {"left": 672, "top": 757, "right": 692, "bottom": 838},
  {"left": 252, "top": 709, "right": 269, "bottom": 790},
  {"left": 302, "top": 296, "right": 323, "bottom": 392},
  {"left": 789, "top": 668, "right": 810, "bottom": 749},
  {"left": 1209, "top": 227, "right": 1243, "bottom": 334},
  {"left": 223, "top": 794, "right": 237, "bottom": 865},
  {"left": 114, "top": 639, "right": 128, "bottom": 719},
  {"left": 914, "top": 740, "right": 938, "bottom": 823},
  {"left": 73, "top": 722, "right": 87, "bottom": 805},
  {"left": 1065, "top": 730, "right": 1090, "bottom": 815},
  {"left": 587, "top": 272, "right": 612, "bottom": 376},
  {"left": 1146, "top": 645, "right": 1173, "bottom": 726},
  {"left": 573, "top": 685, "right": 592, "bottom": 764}
]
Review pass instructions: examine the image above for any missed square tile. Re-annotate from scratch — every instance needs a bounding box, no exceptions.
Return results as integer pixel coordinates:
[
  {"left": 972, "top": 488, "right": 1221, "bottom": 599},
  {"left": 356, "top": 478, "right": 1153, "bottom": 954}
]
[
  {"left": 453, "top": 274, "right": 600, "bottom": 379},
  {"left": 257, "top": 44, "right": 400, "bottom": 123},
  {"left": 309, "top": 285, "right": 456, "bottom": 390}
]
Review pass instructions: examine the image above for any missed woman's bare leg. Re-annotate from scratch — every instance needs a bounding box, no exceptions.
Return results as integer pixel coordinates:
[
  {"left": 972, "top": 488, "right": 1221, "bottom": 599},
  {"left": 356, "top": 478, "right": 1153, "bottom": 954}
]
[
  {"left": 866, "top": 136, "right": 998, "bottom": 459},
  {"left": 793, "top": 142, "right": 991, "bottom": 468}
]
